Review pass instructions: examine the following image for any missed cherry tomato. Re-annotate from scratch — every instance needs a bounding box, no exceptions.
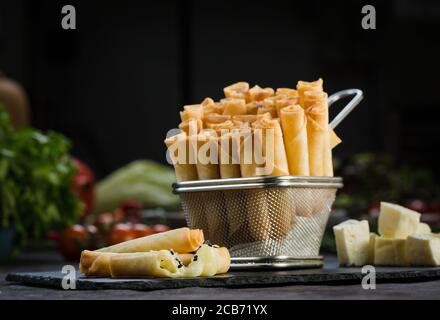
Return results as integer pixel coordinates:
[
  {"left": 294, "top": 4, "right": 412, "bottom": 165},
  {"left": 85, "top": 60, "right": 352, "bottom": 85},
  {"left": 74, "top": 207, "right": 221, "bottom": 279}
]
[
  {"left": 95, "top": 213, "right": 114, "bottom": 233},
  {"left": 71, "top": 158, "right": 95, "bottom": 217},
  {"left": 132, "top": 223, "right": 155, "bottom": 238},
  {"left": 152, "top": 224, "right": 170, "bottom": 234},
  {"left": 58, "top": 225, "right": 92, "bottom": 261},
  {"left": 112, "top": 208, "right": 126, "bottom": 223},
  {"left": 106, "top": 223, "right": 136, "bottom": 245}
]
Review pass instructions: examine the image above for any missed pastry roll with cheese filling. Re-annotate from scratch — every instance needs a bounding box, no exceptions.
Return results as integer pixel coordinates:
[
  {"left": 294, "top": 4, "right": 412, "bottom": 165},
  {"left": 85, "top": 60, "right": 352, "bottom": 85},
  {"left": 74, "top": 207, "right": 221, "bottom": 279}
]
[
  {"left": 164, "top": 132, "right": 198, "bottom": 182},
  {"left": 97, "top": 227, "right": 204, "bottom": 254},
  {"left": 84, "top": 244, "right": 230, "bottom": 278},
  {"left": 279, "top": 104, "right": 309, "bottom": 176},
  {"left": 80, "top": 250, "right": 194, "bottom": 277}
]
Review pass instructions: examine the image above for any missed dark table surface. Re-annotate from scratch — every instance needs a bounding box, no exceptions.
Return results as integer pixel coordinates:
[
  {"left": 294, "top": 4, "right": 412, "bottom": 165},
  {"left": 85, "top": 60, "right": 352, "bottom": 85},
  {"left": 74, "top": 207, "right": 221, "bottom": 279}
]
[{"left": 1, "top": 249, "right": 440, "bottom": 300}]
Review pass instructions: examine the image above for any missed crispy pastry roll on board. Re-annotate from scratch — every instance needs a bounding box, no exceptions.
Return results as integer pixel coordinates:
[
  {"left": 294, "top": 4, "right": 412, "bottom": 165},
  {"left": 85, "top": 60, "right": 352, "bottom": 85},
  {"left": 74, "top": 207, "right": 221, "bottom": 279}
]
[
  {"left": 80, "top": 251, "right": 194, "bottom": 277},
  {"left": 97, "top": 227, "right": 204, "bottom": 254},
  {"left": 280, "top": 104, "right": 309, "bottom": 176},
  {"left": 165, "top": 132, "right": 198, "bottom": 182},
  {"left": 83, "top": 244, "right": 230, "bottom": 278}
]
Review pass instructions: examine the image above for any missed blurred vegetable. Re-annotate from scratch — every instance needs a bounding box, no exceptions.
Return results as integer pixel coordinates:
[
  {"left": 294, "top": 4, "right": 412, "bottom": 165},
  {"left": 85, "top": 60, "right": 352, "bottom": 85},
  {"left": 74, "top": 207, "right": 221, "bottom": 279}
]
[
  {"left": 58, "top": 224, "right": 97, "bottom": 261},
  {"left": 0, "top": 72, "right": 30, "bottom": 128},
  {"left": 106, "top": 223, "right": 137, "bottom": 245},
  {"left": 94, "top": 160, "right": 180, "bottom": 213},
  {"left": 0, "top": 103, "right": 82, "bottom": 249},
  {"left": 72, "top": 158, "right": 95, "bottom": 216}
]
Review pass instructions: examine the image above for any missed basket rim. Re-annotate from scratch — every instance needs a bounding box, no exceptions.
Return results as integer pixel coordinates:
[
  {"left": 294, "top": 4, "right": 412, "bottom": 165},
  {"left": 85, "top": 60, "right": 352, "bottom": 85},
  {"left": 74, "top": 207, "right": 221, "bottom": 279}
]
[{"left": 173, "top": 175, "right": 343, "bottom": 193}]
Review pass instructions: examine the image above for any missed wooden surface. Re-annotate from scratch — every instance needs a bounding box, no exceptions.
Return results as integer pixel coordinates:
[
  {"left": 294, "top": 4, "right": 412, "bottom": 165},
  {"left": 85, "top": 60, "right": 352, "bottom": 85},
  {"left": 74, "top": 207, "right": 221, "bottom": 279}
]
[{"left": 1, "top": 249, "right": 440, "bottom": 300}]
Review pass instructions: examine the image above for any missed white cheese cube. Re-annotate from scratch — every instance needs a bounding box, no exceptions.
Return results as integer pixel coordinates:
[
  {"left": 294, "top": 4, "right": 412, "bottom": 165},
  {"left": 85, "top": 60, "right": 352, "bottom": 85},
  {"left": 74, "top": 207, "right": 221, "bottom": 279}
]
[
  {"left": 374, "top": 237, "right": 407, "bottom": 266},
  {"left": 367, "top": 233, "right": 378, "bottom": 265},
  {"left": 378, "top": 202, "right": 420, "bottom": 239},
  {"left": 333, "top": 220, "right": 370, "bottom": 266},
  {"left": 415, "top": 223, "right": 431, "bottom": 235},
  {"left": 406, "top": 234, "right": 440, "bottom": 266}
]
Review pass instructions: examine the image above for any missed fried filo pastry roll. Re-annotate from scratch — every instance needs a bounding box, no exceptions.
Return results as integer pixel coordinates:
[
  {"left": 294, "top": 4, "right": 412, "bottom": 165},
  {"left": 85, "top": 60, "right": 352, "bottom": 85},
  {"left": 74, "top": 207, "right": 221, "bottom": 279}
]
[
  {"left": 97, "top": 227, "right": 205, "bottom": 254},
  {"left": 203, "top": 113, "right": 231, "bottom": 126},
  {"left": 275, "top": 88, "right": 298, "bottom": 98},
  {"left": 306, "top": 102, "right": 333, "bottom": 177},
  {"left": 279, "top": 104, "right": 309, "bottom": 176},
  {"left": 251, "top": 118, "right": 289, "bottom": 177},
  {"left": 195, "top": 129, "right": 228, "bottom": 244},
  {"left": 165, "top": 132, "right": 198, "bottom": 182},
  {"left": 202, "top": 97, "right": 225, "bottom": 115},
  {"left": 223, "top": 82, "right": 250, "bottom": 101},
  {"left": 248, "top": 85, "right": 275, "bottom": 102},
  {"left": 180, "top": 104, "right": 204, "bottom": 122},
  {"left": 195, "top": 130, "right": 220, "bottom": 180},
  {"left": 297, "top": 78, "right": 323, "bottom": 107},
  {"left": 107, "top": 244, "right": 230, "bottom": 278},
  {"left": 80, "top": 251, "right": 195, "bottom": 277},
  {"left": 221, "top": 98, "right": 247, "bottom": 116}
]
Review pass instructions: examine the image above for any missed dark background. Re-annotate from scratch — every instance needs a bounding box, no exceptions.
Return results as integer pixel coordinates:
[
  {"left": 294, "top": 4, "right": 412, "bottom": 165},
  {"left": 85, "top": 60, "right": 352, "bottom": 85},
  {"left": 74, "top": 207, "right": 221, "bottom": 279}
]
[{"left": 1, "top": 0, "right": 439, "bottom": 179}]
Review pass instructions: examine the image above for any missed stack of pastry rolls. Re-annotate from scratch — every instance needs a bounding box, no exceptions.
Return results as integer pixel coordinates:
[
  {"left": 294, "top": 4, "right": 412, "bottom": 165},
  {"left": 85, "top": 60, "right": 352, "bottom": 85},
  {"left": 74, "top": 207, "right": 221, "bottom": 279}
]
[
  {"left": 80, "top": 228, "right": 231, "bottom": 278},
  {"left": 165, "top": 80, "right": 341, "bottom": 243},
  {"left": 165, "top": 79, "right": 340, "bottom": 182}
]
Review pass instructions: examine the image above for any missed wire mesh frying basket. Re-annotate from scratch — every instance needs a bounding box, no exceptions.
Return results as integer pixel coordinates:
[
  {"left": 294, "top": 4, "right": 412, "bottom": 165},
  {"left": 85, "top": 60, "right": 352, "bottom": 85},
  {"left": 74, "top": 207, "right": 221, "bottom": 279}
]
[{"left": 173, "top": 89, "right": 362, "bottom": 269}]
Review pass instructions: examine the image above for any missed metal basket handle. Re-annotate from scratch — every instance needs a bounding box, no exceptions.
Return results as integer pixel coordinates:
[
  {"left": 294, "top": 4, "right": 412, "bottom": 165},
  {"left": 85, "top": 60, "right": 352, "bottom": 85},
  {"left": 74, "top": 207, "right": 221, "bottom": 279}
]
[{"left": 328, "top": 88, "right": 363, "bottom": 129}]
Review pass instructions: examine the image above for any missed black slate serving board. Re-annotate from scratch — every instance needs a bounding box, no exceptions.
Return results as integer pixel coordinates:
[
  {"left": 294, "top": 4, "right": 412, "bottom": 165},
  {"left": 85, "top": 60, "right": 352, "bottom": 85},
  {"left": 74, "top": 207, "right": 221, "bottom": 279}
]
[{"left": 6, "top": 258, "right": 440, "bottom": 291}]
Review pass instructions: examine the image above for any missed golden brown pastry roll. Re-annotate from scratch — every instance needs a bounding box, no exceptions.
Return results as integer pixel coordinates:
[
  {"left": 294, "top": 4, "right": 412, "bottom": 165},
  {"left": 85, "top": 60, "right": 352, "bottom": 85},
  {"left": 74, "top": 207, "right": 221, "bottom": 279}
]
[
  {"left": 257, "top": 104, "right": 278, "bottom": 118},
  {"left": 179, "top": 119, "right": 203, "bottom": 135},
  {"left": 306, "top": 103, "right": 333, "bottom": 176},
  {"left": 206, "top": 120, "right": 235, "bottom": 134},
  {"left": 203, "top": 113, "right": 231, "bottom": 125},
  {"left": 303, "top": 91, "right": 328, "bottom": 109},
  {"left": 248, "top": 85, "right": 275, "bottom": 102},
  {"left": 275, "top": 97, "right": 298, "bottom": 118},
  {"left": 251, "top": 118, "right": 289, "bottom": 176},
  {"left": 279, "top": 105, "right": 309, "bottom": 176},
  {"left": 297, "top": 79, "right": 323, "bottom": 107},
  {"left": 219, "top": 130, "right": 241, "bottom": 178},
  {"left": 221, "top": 98, "right": 247, "bottom": 116},
  {"left": 276, "top": 88, "right": 298, "bottom": 98},
  {"left": 245, "top": 101, "right": 261, "bottom": 115},
  {"left": 164, "top": 132, "right": 198, "bottom": 182},
  {"left": 232, "top": 114, "right": 258, "bottom": 124},
  {"left": 195, "top": 130, "right": 220, "bottom": 180},
  {"left": 97, "top": 227, "right": 205, "bottom": 254},
  {"left": 180, "top": 104, "right": 204, "bottom": 122},
  {"left": 330, "top": 129, "right": 342, "bottom": 149},
  {"left": 223, "top": 82, "right": 250, "bottom": 101},
  {"left": 202, "top": 98, "right": 224, "bottom": 115}
]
